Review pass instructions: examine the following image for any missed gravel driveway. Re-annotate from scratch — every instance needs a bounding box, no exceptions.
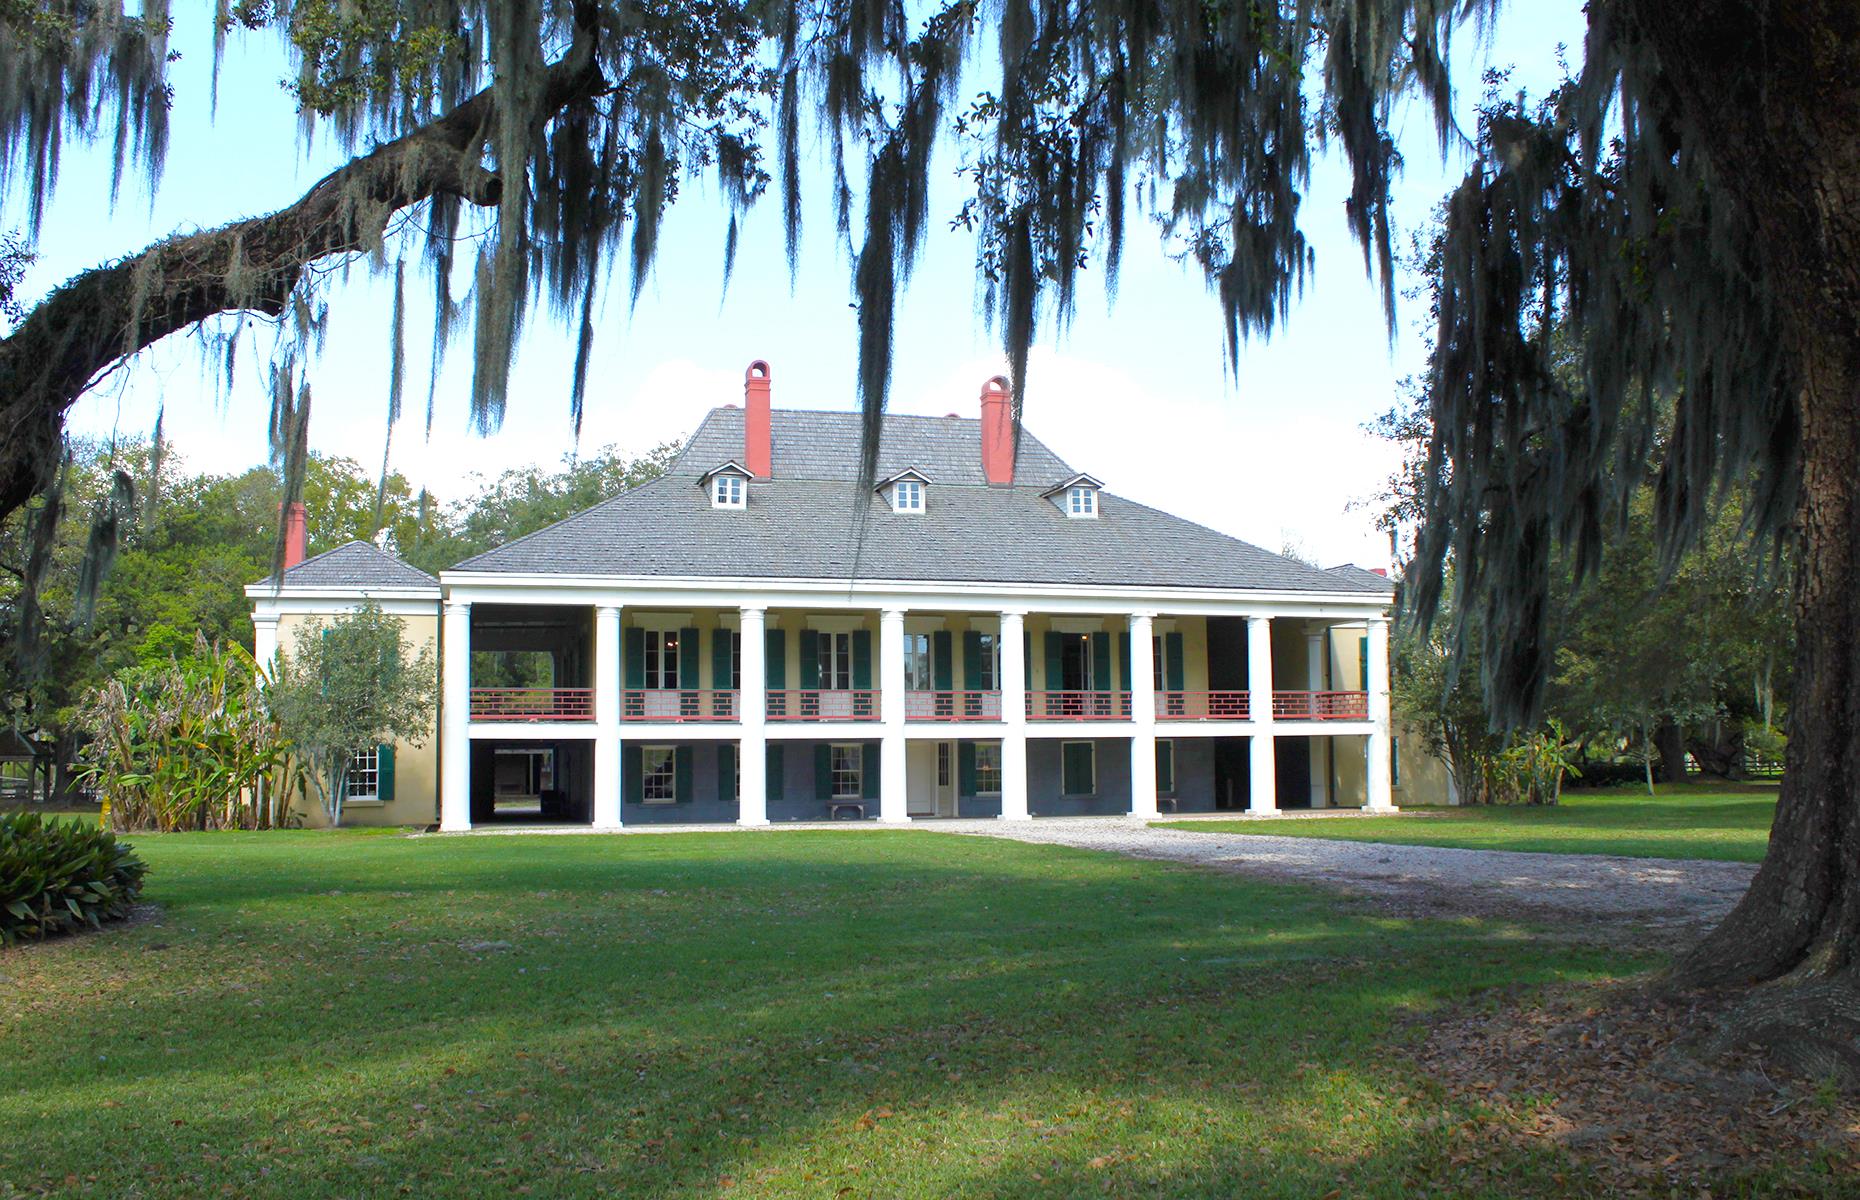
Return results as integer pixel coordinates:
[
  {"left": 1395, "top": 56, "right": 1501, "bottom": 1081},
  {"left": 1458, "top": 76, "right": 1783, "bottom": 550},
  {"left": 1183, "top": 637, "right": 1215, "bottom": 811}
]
[{"left": 941, "top": 816, "right": 1758, "bottom": 943}]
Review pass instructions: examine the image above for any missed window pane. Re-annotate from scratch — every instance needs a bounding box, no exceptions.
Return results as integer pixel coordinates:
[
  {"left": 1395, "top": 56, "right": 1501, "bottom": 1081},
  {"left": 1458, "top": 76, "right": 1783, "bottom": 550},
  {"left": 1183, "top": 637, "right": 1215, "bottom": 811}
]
[
  {"left": 345, "top": 747, "right": 379, "bottom": 798},
  {"left": 642, "top": 748, "right": 676, "bottom": 803},
  {"left": 975, "top": 742, "right": 1002, "bottom": 794},
  {"left": 830, "top": 744, "right": 862, "bottom": 797},
  {"left": 977, "top": 634, "right": 998, "bottom": 690}
]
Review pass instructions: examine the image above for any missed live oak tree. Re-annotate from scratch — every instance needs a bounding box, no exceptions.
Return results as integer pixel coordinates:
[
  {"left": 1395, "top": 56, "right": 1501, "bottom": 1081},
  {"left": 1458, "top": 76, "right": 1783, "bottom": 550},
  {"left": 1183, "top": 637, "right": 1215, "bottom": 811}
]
[{"left": 5, "top": 1, "right": 1860, "bottom": 1075}]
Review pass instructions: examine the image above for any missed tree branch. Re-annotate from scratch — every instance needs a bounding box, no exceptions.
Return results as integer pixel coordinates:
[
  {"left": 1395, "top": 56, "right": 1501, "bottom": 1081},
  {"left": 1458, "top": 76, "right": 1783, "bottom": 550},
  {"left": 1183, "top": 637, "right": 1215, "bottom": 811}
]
[{"left": 0, "top": 15, "right": 605, "bottom": 521}]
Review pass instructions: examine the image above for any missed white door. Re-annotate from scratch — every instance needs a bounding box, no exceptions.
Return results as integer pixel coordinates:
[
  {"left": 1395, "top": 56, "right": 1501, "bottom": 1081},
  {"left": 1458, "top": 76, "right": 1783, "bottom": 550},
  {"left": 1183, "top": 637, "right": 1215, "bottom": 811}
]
[{"left": 906, "top": 742, "right": 937, "bottom": 817}]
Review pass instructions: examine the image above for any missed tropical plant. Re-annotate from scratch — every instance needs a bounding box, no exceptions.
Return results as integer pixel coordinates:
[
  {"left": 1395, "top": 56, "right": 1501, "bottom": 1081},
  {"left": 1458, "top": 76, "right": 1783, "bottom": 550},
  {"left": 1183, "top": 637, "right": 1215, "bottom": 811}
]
[
  {"left": 73, "top": 635, "right": 295, "bottom": 832},
  {"left": 269, "top": 605, "right": 435, "bottom": 826},
  {"left": 0, "top": 811, "right": 147, "bottom": 944}
]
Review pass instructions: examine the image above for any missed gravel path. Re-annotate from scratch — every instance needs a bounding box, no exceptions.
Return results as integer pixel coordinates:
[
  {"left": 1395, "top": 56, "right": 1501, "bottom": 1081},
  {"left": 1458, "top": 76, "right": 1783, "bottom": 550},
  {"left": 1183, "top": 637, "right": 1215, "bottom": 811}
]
[{"left": 940, "top": 816, "right": 1758, "bottom": 943}]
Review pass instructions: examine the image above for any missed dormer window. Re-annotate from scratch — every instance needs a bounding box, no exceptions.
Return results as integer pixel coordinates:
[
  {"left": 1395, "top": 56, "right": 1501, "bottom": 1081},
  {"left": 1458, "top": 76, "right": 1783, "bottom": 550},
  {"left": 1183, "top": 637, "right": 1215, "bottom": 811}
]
[
  {"left": 877, "top": 469, "right": 931, "bottom": 514},
  {"left": 698, "top": 463, "right": 751, "bottom": 509},
  {"left": 1042, "top": 473, "right": 1105, "bottom": 519}
]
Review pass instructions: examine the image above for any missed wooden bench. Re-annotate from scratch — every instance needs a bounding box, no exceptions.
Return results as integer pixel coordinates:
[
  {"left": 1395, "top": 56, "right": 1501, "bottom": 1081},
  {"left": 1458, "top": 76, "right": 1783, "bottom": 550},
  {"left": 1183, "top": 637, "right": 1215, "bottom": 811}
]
[{"left": 825, "top": 801, "right": 866, "bottom": 821}]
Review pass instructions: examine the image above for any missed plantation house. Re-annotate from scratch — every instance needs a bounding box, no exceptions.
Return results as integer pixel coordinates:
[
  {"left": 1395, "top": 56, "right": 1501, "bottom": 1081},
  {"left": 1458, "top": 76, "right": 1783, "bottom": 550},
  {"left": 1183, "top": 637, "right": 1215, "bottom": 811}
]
[{"left": 248, "top": 363, "right": 1406, "bottom": 829}]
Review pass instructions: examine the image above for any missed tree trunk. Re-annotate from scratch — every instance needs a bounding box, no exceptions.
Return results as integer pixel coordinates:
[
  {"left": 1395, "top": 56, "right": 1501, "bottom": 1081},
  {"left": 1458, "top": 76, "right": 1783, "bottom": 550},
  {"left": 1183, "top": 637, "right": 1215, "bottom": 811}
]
[
  {"left": 0, "top": 17, "right": 602, "bottom": 523},
  {"left": 1654, "top": 719, "right": 1687, "bottom": 786},
  {"left": 1633, "top": 0, "right": 1860, "bottom": 1084},
  {"left": 1685, "top": 719, "right": 1746, "bottom": 781}
]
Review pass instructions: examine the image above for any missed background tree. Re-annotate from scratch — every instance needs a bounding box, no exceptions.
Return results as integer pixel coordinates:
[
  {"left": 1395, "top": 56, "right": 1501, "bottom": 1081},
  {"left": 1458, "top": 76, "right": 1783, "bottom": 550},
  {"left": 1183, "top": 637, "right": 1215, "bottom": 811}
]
[{"left": 269, "top": 604, "right": 435, "bottom": 827}]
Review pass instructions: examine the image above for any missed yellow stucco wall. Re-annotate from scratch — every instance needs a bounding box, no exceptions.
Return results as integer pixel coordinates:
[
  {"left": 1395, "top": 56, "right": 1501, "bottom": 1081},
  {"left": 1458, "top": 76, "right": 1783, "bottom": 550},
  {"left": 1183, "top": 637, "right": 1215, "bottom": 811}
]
[
  {"left": 274, "top": 610, "right": 439, "bottom": 828},
  {"left": 1393, "top": 721, "right": 1458, "bottom": 805}
]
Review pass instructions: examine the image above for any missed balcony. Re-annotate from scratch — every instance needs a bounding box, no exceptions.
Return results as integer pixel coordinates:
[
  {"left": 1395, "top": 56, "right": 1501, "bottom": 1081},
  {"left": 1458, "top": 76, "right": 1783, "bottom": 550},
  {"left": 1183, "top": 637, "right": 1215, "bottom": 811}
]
[
  {"left": 1027, "top": 690, "right": 1132, "bottom": 721},
  {"left": 471, "top": 687, "right": 596, "bottom": 722},
  {"left": 621, "top": 689, "right": 739, "bottom": 722},
  {"left": 766, "top": 689, "right": 881, "bottom": 722},
  {"left": 1272, "top": 691, "right": 1370, "bottom": 720},
  {"left": 904, "top": 690, "right": 1003, "bottom": 722},
  {"left": 1156, "top": 691, "right": 1251, "bottom": 721}
]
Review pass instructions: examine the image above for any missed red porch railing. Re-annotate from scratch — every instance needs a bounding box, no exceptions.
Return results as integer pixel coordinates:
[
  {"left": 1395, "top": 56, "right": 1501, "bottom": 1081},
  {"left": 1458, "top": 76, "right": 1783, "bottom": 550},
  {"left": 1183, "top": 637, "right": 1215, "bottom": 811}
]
[
  {"left": 1272, "top": 691, "right": 1370, "bottom": 720},
  {"left": 765, "top": 689, "right": 881, "bottom": 722},
  {"left": 621, "top": 689, "right": 740, "bottom": 722},
  {"left": 1155, "top": 690, "right": 1251, "bottom": 720},
  {"left": 470, "top": 687, "right": 596, "bottom": 722},
  {"left": 1027, "top": 690, "right": 1132, "bottom": 720},
  {"left": 905, "top": 690, "right": 1004, "bottom": 721}
]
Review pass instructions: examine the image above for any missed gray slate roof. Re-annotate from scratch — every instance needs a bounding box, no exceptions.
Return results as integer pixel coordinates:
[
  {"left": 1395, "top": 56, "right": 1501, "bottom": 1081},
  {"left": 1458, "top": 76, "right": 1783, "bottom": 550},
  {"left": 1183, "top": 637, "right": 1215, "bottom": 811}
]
[
  {"left": 452, "top": 408, "right": 1385, "bottom": 595},
  {"left": 1325, "top": 564, "right": 1397, "bottom": 593},
  {"left": 256, "top": 541, "right": 439, "bottom": 590}
]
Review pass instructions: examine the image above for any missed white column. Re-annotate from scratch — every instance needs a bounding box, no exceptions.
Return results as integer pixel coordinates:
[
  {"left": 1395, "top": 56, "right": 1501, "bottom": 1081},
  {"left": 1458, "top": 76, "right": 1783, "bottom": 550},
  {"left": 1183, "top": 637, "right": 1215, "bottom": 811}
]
[
  {"left": 591, "top": 605, "right": 623, "bottom": 830},
  {"left": 1128, "top": 613, "right": 1158, "bottom": 818},
  {"left": 738, "top": 607, "right": 769, "bottom": 826},
  {"left": 1247, "top": 615, "right": 1277, "bottom": 815},
  {"left": 1306, "top": 628, "right": 1329, "bottom": 808},
  {"left": 440, "top": 600, "right": 472, "bottom": 831},
  {"left": 1366, "top": 616, "right": 1396, "bottom": 811},
  {"left": 999, "top": 610, "right": 1030, "bottom": 820},
  {"left": 878, "top": 608, "right": 909, "bottom": 823},
  {"left": 252, "top": 614, "right": 280, "bottom": 673}
]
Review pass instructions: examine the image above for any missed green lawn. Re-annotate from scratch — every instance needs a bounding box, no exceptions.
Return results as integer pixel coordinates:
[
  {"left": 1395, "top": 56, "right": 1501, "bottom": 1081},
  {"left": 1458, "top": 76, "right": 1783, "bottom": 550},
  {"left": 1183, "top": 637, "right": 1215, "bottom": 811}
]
[
  {"left": 0, "top": 828, "right": 1824, "bottom": 1197},
  {"left": 1157, "top": 783, "right": 1777, "bottom": 861}
]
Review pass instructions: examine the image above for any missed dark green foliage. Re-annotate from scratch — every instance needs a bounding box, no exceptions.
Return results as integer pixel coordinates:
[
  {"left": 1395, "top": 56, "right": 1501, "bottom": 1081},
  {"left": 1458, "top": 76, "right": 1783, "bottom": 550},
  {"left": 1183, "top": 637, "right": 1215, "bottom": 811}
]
[{"left": 0, "top": 811, "right": 147, "bottom": 944}]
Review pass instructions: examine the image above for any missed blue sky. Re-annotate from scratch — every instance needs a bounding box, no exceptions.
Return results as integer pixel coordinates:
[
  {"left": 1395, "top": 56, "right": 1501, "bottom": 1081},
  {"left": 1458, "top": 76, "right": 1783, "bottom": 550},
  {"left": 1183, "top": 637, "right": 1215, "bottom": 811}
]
[{"left": 13, "top": 3, "right": 1585, "bottom": 568}]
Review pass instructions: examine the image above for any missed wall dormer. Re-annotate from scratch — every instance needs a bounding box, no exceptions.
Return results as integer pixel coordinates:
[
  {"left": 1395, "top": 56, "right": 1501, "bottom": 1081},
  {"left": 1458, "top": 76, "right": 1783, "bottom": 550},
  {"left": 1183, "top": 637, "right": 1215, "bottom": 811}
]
[
  {"left": 877, "top": 469, "right": 931, "bottom": 514},
  {"left": 698, "top": 462, "right": 752, "bottom": 509},
  {"left": 1042, "top": 473, "right": 1104, "bottom": 519}
]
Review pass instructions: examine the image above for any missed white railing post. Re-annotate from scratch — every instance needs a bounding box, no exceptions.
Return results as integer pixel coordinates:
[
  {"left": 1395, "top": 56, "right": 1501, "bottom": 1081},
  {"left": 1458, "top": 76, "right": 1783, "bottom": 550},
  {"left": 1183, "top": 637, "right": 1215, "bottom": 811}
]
[
  {"left": 1247, "top": 615, "right": 1277, "bottom": 815},
  {"left": 1366, "top": 616, "right": 1396, "bottom": 811},
  {"left": 440, "top": 601, "right": 473, "bottom": 831},
  {"left": 738, "top": 607, "right": 769, "bottom": 826},
  {"left": 1128, "top": 613, "right": 1158, "bottom": 818},
  {"left": 1306, "top": 627, "right": 1329, "bottom": 808},
  {"left": 879, "top": 608, "right": 909, "bottom": 823},
  {"left": 592, "top": 605, "right": 623, "bottom": 830},
  {"left": 999, "top": 611, "right": 1030, "bottom": 819}
]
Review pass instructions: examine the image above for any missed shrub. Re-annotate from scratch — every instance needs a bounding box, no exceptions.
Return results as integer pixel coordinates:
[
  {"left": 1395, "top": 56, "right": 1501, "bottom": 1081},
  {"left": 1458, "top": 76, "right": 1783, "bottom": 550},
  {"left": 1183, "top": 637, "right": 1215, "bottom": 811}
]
[{"left": 0, "top": 813, "right": 149, "bottom": 945}]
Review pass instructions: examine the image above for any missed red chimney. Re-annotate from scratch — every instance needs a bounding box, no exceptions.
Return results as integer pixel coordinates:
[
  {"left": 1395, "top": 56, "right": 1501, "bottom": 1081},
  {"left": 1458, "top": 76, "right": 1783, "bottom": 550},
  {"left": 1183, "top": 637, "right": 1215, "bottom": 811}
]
[
  {"left": 281, "top": 502, "right": 308, "bottom": 570},
  {"left": 980, "top": 376, "right": 1014, "bottom": 486},
  {"left": 744, "top": 360, "right": 772, "bottom": 477},
  {"left": 1370, "top": 568, "right": 1388, "bottom": 577}
]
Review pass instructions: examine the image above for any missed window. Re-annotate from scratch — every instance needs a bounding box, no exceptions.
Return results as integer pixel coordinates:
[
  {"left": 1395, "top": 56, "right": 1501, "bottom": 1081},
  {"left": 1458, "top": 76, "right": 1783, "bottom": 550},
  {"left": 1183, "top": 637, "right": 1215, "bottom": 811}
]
[
  {"left": 642, "top": 747, "right": 677, "bottom": 803},
  {"left": 937, "top": 742, "right": 952, "bottom": 787},
  {"left": 1066, "top": 485, "right": 1097, "bottom": 518},
  {"left": 829, "top": 744, "right": 862, "bottom": 798},
  {"left": 712, "top": 474, "right": 745, "bottom": 508},
  {"left": 892, "top": 479, "right": 924, "bottom": 512},
  {"left": 818, "top": 631, "right": 853, "bottom": 690},
  {"left": 644, "top": 630, "right": 681, "bottom": 689},
  {"left": 904, "top": 632, "right": 933, "bottom": 690},
  {"left": 975, "top": 633, "right": 999, "bottom": 690},
  {"left": 729, "top": 630, "right": 742, "bottom": 691},
  {"left": 1061, "top": 741, "right": 1096, "bottom": 795},
  {"left": 974, "top": 742, "right": 1002, "bottom": 794},
  {"left": 1059, "top": 634, "right": 1093, "bottom": 691},
  {"left": 345, "top": 747, "right": 379, "bottom": 799}
]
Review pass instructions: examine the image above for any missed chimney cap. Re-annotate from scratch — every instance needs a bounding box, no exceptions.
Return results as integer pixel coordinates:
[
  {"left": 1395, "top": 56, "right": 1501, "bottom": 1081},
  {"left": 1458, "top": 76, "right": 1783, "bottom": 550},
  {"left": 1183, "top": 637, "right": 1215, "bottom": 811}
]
[
  {"left": 982, "top": 375, "right": 1010, "bottom": 397},
  {"left": 746, "top": 360, "right": 771, "bottom": 381}
]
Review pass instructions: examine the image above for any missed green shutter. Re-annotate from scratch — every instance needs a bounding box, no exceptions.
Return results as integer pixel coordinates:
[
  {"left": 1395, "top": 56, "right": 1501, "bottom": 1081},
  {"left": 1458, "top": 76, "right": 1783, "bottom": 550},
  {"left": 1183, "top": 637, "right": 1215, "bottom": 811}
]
[
  {"left": 765, "top": 628, "right": 786, "bottom": 688},
  {"left": 861, "top": 742, "right": 879, "bottom": 800},
  {"left": 1024, "top": 631, "right": 1032, "bottom": 688},
  {"left": 1359, "top": 635, "right": 1369, "bottom": 689},
  {"left": 674, "top": 745, "right": 693, "bottom": 803},
  {"left": 623, "top": 744, "right": 643, "bottom": 804},
  {"left": 1156, "top": 741, "right": 1174, "bottom": 794},
  {"left": 962, "top": 631, "right": 983, "bottom": 689},
  {"left": 1091, "top": 632, "right": 1111, "bottom": 692},
  {"left": 766, "top": 743, "right": 784, "bottom": 802},
  {"left": 1044, "top": 632, "right": 1063, "bottom": 691},
  {"left": 712, "top": 627, "right": 733, "bottom": 692},
  {"left": 852, "top": 630, "right": 872, "bottom": 689},
  {"left": 958, "top": 740, "right": 977, "bottom": 796},
  {"left": 1165, "top": 632, "right": 1185, "bottom": 691},
  {"left": 377, "top": 743, "right": 395, "bottom": 802},
  {"left": 624, "top": 627, "right": 645, "bottom": 689},
  {"left": 814, "top": 743, "right": 832, "bottom": 800},
  {"left": 1063, "top": 742, "right": 1095, "bottom": 795},
  {"left": 718, "top": 743, "right": 736, "bottom": 804},
  {"left": 932, "top": 631, "right": 953, "bottom": 690},
  {"left": 799, "top": 630, "right": 820, "bottom": 689},
  {"left": 1117, "top": 632, "right": 1131, "bottom": 691},
  {"left": 679, "top": 627, "right": 701, "bottom": 688}
]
